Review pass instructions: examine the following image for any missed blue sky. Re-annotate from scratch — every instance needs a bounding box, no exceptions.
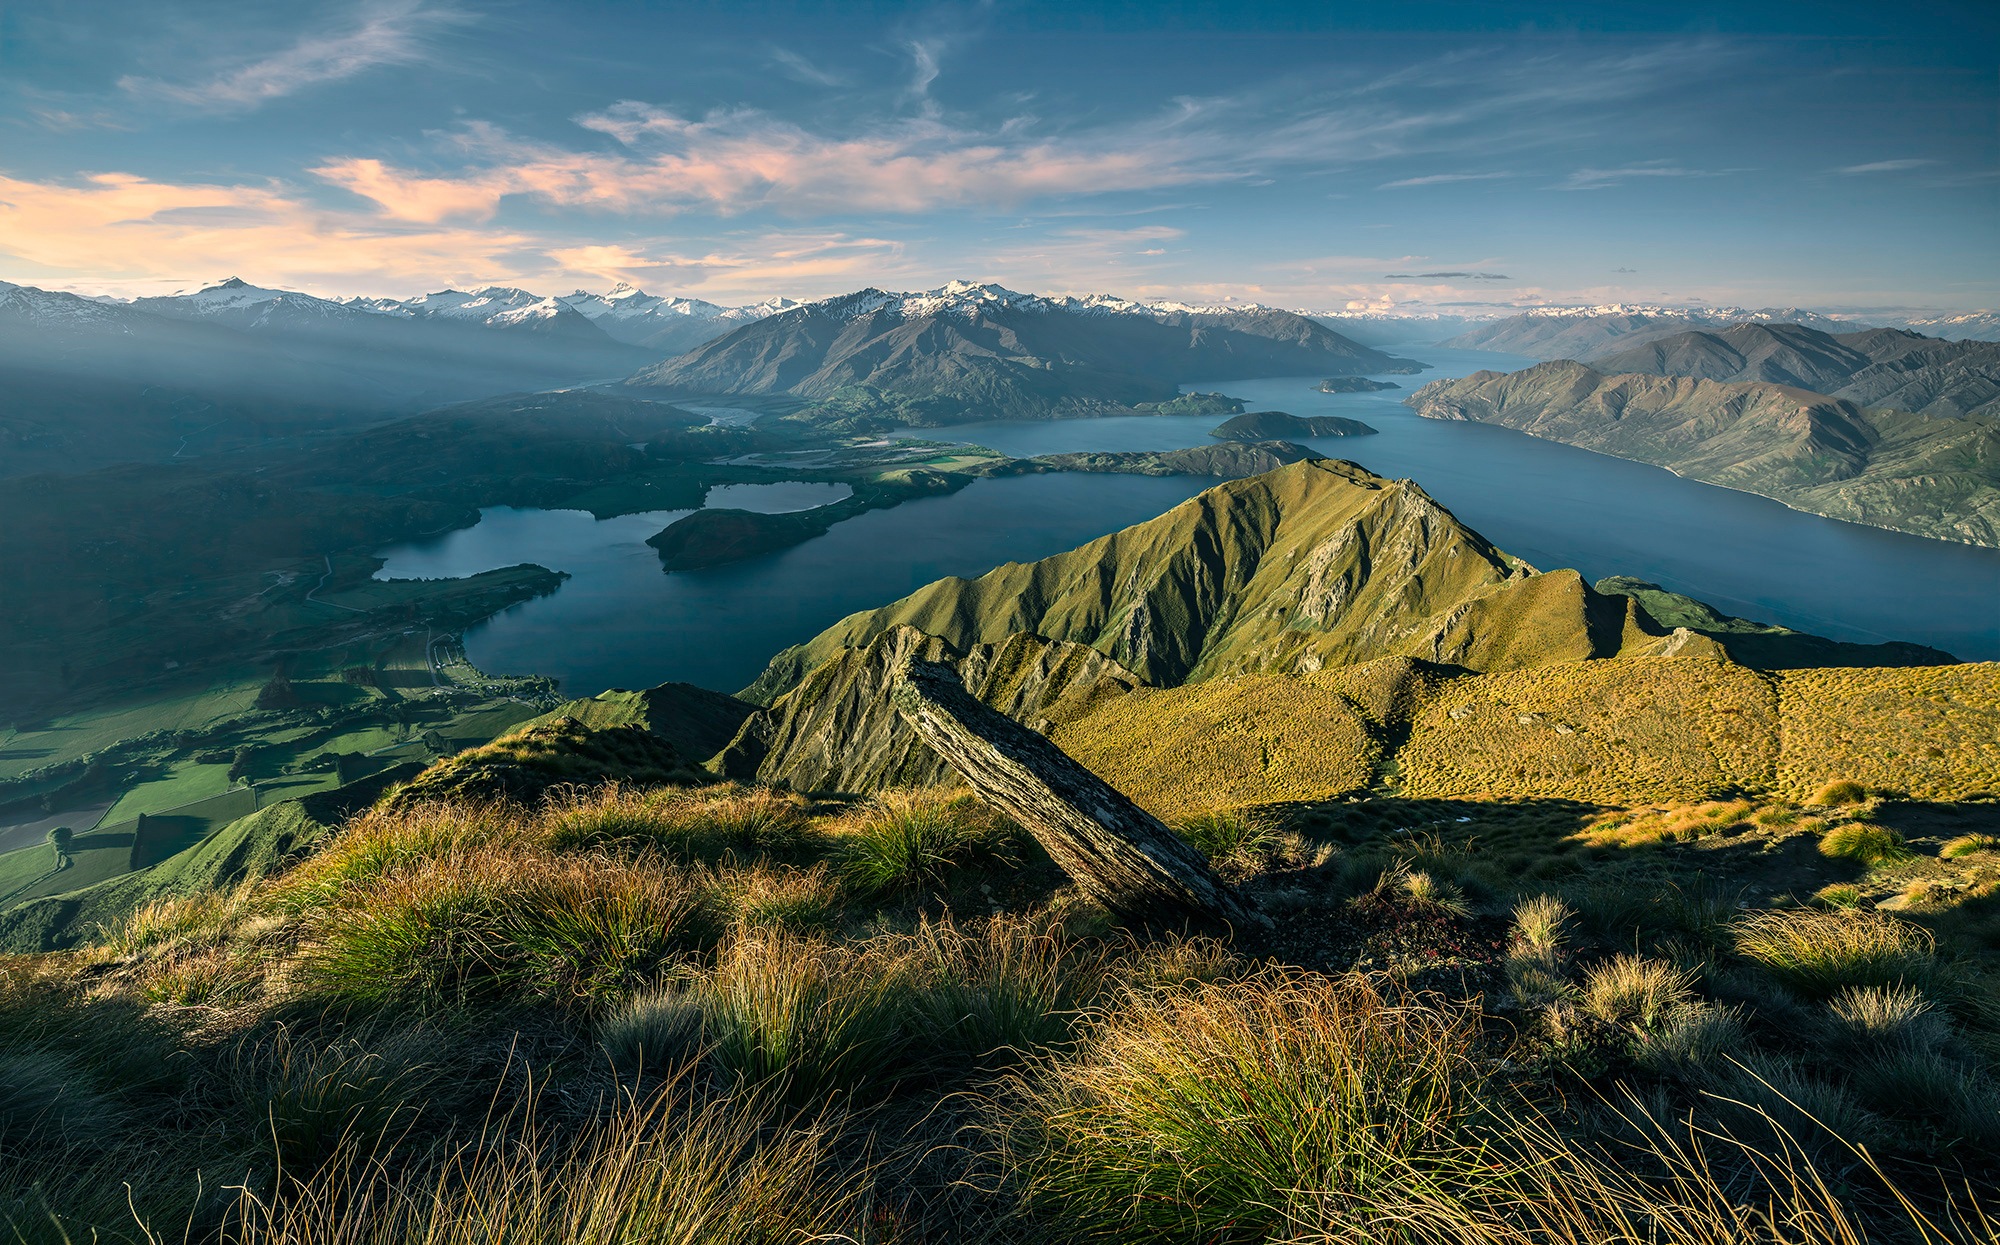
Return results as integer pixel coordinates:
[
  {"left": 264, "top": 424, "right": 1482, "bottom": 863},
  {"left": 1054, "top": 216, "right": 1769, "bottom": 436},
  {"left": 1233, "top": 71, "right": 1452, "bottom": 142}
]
[{"left": 1, "top": 0, "right": 1993, "bottom": 311}]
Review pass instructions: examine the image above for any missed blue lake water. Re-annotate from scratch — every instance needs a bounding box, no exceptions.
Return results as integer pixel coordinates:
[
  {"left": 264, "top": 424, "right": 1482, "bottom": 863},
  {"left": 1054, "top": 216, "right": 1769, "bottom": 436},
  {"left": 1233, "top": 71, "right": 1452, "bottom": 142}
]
[{"left": 375, "top": 344, "right": 2000, "bottom": 696}]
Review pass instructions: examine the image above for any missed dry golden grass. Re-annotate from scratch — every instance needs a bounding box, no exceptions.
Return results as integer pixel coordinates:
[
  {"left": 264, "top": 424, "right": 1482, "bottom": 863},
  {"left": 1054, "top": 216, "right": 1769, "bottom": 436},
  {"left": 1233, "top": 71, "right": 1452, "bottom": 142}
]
[
  {"left": 1395, "top": 657, "right": 1778, "bottom": 803},
  {"left": 1037, "top": 655, "right": 2000, "bottom": 815},
  {"left": 1777, "top": 666, "right": 2000, "bottom": 802},
  {"left": 1577, "top": 800, "right": 1759, "bottom": 848},
  {"left": 1051, "top": 674, "right": 1379, "bottom": 818}
]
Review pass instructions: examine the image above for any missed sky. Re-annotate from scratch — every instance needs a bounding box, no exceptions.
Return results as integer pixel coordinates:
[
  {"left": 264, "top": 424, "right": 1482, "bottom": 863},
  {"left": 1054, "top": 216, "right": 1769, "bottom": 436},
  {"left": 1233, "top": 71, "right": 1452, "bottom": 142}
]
[{"left": 1, "top": 0, "right": 1994, "bottom": 313}]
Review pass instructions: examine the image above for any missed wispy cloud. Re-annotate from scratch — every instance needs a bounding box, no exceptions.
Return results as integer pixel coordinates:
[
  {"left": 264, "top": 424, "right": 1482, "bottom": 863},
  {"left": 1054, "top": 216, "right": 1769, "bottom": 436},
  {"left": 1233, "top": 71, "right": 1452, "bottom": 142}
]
[
  {"left": 118, "top": 1, "right": 467, "bottom": 112},
  {"left": 1556, "top": 161, "right": 1739, "bottom": 190},
  {"left": 314, "top": 106, "right": 1234, "bottom": 221},
  {"left": 1835, "top": 158, "right": 1938, "bottom": 175},
  {"left": 768, "top": 46, "right": 847, "bottom": 87},
  {"left": 1384, "top": 270, "right": 1512, "bottom": 280},
  {"left": 1378, "top": 172, "right": 1511, "bottom": 189}
]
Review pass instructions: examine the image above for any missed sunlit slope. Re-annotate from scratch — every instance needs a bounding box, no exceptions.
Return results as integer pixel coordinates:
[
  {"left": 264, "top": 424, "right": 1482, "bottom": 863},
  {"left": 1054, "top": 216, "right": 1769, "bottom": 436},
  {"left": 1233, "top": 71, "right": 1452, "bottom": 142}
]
[
  {"left": 1046, "top": 655, "right": 1998, "bottom": 816},
  {"left": 746, "top": 459, "right": 1668, "bottom": 702}
]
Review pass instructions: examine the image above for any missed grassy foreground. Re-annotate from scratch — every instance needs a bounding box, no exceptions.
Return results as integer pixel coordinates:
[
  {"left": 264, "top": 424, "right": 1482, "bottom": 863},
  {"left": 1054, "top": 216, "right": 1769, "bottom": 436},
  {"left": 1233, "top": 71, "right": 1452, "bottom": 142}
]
[{"left": 3, "top": 777, "right": 1997, "bottom": 1243}]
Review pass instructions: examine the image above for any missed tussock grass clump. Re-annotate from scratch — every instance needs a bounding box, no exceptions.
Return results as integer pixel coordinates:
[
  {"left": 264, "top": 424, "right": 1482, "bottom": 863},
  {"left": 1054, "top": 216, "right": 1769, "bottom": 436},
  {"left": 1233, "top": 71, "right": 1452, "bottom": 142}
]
[
  {"left": 1580, "top": 954, "right": 1696, "bottom": 1031},
  {"left": 1847, "top": 1048, "right": 2000, "bottom": 1148},
  {"left": 1566, "top": 874, "right": 1743, "bottom": 955},
  {"left": 1395, "top": 866, "right": 1473, "bottom": 916},
  {"left": 1812, "top": 779, "right": 1871, "bottom": 807},
  {"left": 1941, "top": 833, "right": 1998, "bottom": 859},
  {"left": 225, "top": 1023, "right": 454, "bottom": 1178},
  {"left": 1581, "top": 800, "right": 1757, "bottom": 848},
  {"left": 1004, "top": 973, "right": 1498, "bottom": 1239},
  {"left": 271, "top": 802, "right": 527, "bottom": 912},
  {"left": 720, "top": 862, "right": 842, "bottom": 931},
  {"left": 1175, "top": 808, "right": 1281, "bottom": 870},
  {"left": 892, "top": 913, "right": 1112, "bottom": 1075},
  {"left": 685, "top": 915, "right": 1113, "bottom": 1106},
  {"left": 1733, "top": 908, "right": 1940, "bottom": 999},
  {"left": 1505, "top": 894, "right": 1573, "bottom": 1006},
  {"left": 1509, "top": 893, "right": 1572, "bottom": 957},
  {"left": 1813, "top": 883, "right": 1863, "bottom": 909},
  {"left": 1818, "top": 822, "right": 1914, "bottom": 867},
  {"left": 1817, "top": 984, "right": 1952, "bottom": 1057},
  {"left": 1632, "top": 1002, "right": 1749, "bottom": 1079},
  {"left": 832, "top": 790, "right": 1017, "bottom": 896},
  {"left": 599, "top": 989, "right": 706, "bottom": 1074},
  {"left": 296, "top": 849, "right": 720, "bottom": 1007},
  {"left": 104, "top": 887, "right": 253, "bottom": 956},
  {"left": 696, "top": 928, "right": 912, "bottom": 1105}
]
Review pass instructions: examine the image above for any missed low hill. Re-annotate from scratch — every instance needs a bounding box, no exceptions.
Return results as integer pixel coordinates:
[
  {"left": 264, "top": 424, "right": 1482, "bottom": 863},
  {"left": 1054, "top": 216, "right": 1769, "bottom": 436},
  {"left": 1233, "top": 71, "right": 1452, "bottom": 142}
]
[
  {"left": 1029, "top": 440, "right": 1323, "bottom": 477},
  {"left": 1407, "top": 361, "right": 2000, "bottom": 546},
  {"left": 1210, "top": 411, "right": 1378, "bottom": 440},
  {"left": 630, "top": 281, "right": 1423, "bottom": 423}
]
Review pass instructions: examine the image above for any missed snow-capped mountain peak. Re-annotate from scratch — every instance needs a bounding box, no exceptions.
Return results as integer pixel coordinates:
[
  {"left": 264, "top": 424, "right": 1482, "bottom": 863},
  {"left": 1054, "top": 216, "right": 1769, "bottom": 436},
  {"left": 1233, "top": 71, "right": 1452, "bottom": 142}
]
[{"left": 796, "top": 280, "right": 1292, "bottom": 324}]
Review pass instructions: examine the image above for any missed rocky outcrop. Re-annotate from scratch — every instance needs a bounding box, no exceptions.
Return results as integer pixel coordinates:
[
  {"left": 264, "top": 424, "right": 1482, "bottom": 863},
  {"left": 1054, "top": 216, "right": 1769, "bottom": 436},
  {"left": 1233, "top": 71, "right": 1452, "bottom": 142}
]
[{"left": 716, "top": 625, "right": 1143, "bottom": 792}]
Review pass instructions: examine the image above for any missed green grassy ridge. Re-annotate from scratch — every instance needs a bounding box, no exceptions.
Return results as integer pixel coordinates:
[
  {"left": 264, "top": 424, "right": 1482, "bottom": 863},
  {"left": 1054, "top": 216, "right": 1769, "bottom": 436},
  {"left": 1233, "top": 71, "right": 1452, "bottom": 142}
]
[
  {"left": 743, "top": 459, "right": 1641, "bottom": 704},
  {"left": 1595, "top": 576, "right": 1956, "bottom": 668}
]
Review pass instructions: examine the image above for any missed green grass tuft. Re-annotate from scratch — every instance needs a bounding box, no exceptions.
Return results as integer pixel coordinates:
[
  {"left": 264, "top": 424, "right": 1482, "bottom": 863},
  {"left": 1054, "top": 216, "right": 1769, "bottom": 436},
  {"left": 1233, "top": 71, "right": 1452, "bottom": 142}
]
[
  {"left": 1817, "top": 822, "right": 1915, "bottom": 867},
  {"left": 1733, "top": 908, "right": 1940, "bottom": 999}
]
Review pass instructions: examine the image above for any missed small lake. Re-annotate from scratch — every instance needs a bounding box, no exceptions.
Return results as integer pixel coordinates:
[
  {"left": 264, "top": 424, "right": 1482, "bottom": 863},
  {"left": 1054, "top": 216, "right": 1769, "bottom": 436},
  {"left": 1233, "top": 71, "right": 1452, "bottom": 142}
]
[{"left": 376, "top": 345, "right": 2000, "bottom": 696}]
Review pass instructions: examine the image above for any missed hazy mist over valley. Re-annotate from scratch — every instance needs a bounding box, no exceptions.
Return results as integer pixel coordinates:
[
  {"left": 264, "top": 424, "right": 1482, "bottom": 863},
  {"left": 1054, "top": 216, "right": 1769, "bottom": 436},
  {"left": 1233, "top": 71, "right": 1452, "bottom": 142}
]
[{"left": 2, "top": 3, "right": 1997, "bottom": 1241}]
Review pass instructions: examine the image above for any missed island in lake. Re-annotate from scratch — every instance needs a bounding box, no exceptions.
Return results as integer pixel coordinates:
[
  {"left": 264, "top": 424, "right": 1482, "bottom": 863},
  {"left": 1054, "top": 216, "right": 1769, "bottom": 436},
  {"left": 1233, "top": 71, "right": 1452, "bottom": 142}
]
[
  {"left": 1211, "top": 410, "right": 1379, "bottom": 441},
  {"left": 1317, "top": 376, "right": 1401, "bottom": 392}
]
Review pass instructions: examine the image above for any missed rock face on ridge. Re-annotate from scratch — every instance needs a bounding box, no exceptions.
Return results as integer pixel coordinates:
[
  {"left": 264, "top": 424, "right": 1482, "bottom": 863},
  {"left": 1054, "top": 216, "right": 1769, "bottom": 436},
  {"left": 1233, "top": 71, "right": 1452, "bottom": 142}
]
[{"left": 717, "top": 626, "right": 1143, "bottom": 792}]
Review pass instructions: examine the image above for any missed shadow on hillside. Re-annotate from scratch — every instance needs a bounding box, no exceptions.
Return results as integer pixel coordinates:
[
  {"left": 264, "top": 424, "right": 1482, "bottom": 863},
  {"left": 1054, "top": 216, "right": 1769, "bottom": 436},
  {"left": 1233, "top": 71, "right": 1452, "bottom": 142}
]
[
  {"left": 1868, "top": 797, "right": 2000, "bottom": 839},
  {"left": 1248, "top": 795, "right": 2000, "bottom": 928}
]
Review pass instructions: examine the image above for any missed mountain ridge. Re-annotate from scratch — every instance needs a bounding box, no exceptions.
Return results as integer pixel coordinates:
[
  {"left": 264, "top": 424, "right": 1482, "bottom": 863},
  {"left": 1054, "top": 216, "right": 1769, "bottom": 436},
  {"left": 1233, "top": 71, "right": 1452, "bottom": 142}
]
[
  {"left": 629, "top": 281, "right": 1426, "bottom": 423},
  {"left": 1408, "top": 361, "right": 2000, "bottom": 546}
]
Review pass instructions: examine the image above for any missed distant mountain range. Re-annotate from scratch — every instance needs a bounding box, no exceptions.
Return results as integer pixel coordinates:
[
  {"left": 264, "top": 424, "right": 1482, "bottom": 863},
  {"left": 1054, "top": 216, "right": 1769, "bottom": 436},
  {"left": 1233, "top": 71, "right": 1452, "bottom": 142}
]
[
  {"left": 632, "top": 280, "right": 1426, "bottom": 422},
  {"left": 1440, "top": 305, "right": 2000, "bottom": 357},
  {"left": 1408, "top": 361, "right": 2000, "bottom": 546},
  {"left": 1589, "top": 323, "right": 2000, "bottom": 419}
]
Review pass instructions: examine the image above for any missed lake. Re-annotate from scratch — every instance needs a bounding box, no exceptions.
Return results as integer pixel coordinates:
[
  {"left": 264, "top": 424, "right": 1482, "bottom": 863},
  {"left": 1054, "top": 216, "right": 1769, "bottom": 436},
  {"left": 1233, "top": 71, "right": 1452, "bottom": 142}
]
[{"left": 375, "top": 344, "right": 2000, "bottom": 696}]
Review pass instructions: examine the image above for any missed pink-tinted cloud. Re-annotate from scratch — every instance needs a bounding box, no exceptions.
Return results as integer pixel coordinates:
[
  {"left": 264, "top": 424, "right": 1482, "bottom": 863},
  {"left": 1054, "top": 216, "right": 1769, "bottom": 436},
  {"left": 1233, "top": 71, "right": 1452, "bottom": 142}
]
[
  {"left": 314, "top": 106, "right": 1227, "bottom": 222},
  {"left": 0, "top": 170, "right": 539, "bottom": 294}
]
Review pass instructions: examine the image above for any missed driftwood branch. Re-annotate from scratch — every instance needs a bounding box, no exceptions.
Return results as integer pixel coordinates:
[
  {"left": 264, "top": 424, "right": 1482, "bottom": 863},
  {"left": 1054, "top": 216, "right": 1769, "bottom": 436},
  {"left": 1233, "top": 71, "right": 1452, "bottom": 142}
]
[{"left": 890, "top": 659, "right": 1264, "bottom": 931}]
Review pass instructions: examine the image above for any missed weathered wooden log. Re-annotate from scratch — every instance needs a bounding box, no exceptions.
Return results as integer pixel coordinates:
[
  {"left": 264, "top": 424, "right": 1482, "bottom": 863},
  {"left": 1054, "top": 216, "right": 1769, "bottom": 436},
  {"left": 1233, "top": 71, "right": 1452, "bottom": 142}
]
[{"left": 890, "top": 658, "right": 1265, "bottom": 931}]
